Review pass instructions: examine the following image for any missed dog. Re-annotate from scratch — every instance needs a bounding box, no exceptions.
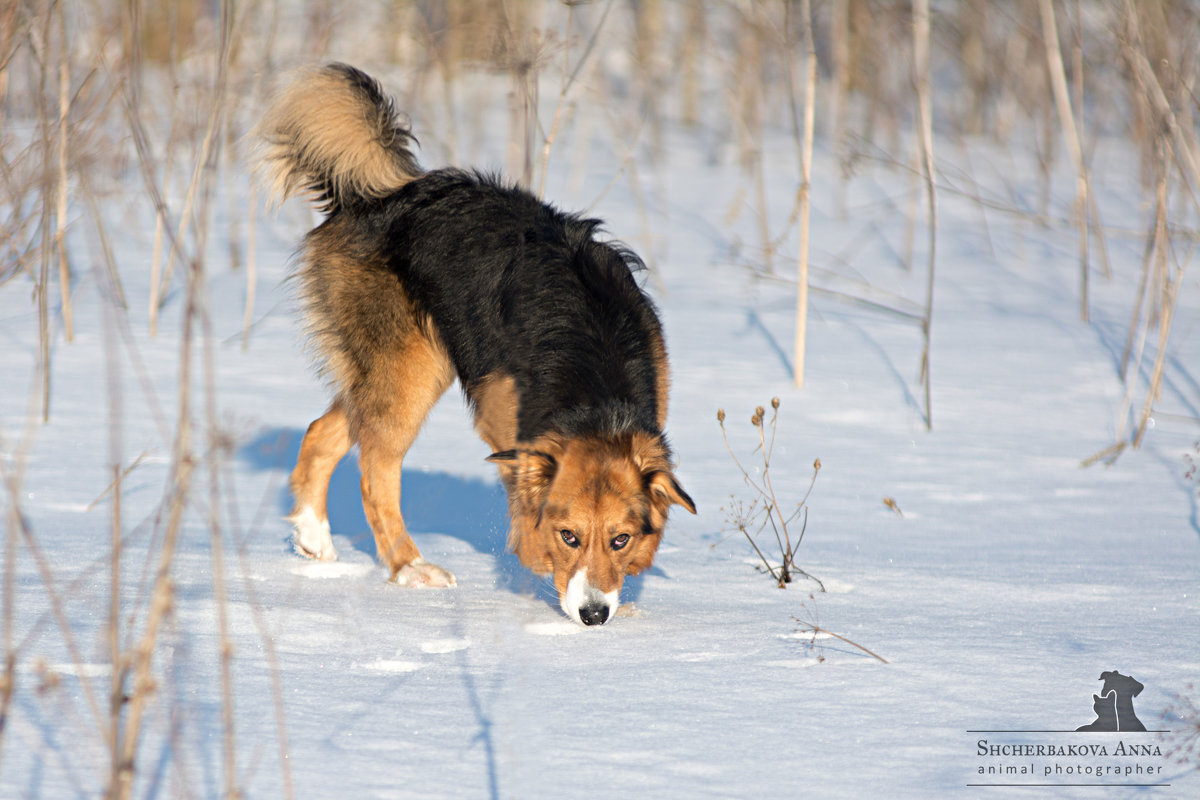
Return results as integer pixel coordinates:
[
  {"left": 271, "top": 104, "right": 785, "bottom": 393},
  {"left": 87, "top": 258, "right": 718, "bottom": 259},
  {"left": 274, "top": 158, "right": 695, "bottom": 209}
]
[
  {"left": 1098, "top": 670, "right": 1147, "bottom": 731},
  {"left": 254, "top": 63, "right": 694, "bottom": 625}
]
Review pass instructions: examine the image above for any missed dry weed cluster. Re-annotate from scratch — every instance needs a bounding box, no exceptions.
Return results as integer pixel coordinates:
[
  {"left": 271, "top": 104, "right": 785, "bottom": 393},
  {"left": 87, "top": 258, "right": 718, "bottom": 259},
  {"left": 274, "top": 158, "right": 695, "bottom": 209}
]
[{"left": 718, "top": 398, "right": 823, "bottom": 591}]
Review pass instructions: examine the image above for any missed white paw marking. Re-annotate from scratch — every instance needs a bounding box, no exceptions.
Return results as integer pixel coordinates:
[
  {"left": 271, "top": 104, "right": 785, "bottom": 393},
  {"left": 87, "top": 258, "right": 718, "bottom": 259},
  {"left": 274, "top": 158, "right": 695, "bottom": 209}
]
[
  {"left": 288, "top": 507, "right": 337, "bottom": 561},
  {"left": 391, "top": 557, "right": 456, "bottom": 588}
]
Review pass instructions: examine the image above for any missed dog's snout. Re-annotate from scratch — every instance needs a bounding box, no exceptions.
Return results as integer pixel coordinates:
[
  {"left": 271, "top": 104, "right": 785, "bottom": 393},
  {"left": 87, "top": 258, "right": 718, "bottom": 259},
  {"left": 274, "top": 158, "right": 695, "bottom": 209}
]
[
  {"left": 563, "top": 568, "right": 619, "bottom": 626},
  {"left": 579, "top": 603, "right": 609, "bottom": 626}
]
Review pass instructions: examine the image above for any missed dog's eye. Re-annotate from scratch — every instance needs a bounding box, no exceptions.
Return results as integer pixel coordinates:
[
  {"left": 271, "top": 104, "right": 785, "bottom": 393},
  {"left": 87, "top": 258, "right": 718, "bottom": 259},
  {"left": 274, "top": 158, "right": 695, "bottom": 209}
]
[
  {"left": 560, "top": 529, "right": 579, "bottom": 548},
  {"left": 611, "top": 533, "right": 630, "bottom": 551}
]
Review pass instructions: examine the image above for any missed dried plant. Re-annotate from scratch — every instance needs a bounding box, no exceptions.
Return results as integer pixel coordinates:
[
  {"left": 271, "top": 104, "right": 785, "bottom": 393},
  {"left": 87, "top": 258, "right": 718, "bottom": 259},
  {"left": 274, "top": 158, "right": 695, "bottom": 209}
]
[
  {"left": 717, "top": 398, "right": 823, "bottom": 591},
  {"left": 792, "top": 594, "right": 888, "bottom": 665},
  {"left": 1161, "top": 684, "right": 1200, "bottom": 771}
]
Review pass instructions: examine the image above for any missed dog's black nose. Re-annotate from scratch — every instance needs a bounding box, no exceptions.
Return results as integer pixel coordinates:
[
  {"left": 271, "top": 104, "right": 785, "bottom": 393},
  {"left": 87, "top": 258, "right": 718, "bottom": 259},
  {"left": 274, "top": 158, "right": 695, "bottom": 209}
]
[{"left": 579, "top": 603, "right": 609, "bottom": 626}]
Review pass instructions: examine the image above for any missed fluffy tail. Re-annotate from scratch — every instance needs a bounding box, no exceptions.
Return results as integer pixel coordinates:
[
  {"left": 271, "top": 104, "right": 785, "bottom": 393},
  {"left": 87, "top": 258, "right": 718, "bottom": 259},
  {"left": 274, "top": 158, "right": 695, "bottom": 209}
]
[{"left": 253, "top": 63, "right": 422, "bottom": 213}]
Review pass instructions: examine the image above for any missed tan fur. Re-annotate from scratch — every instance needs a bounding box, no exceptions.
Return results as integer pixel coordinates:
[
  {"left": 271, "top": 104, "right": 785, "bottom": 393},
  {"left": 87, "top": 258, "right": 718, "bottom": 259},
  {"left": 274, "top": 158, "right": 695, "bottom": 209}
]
[
  {"left": 290, "top": 326, "right": 454, "bottom": 576},
  {"left": 646, "top": 326, "right": 671, "bottom": 429},
  {"left": 495, "top": 432, "right": 695, "bottom": 600},
  {"left": 353, "top": 331, "right": 454, "bottom": 575},
  {"left": 288, "top": 217, "right": 456, "bottom": 576},
  {"left": 253, "top": 65, "right": 421, "bottom": 208},
  {"left": 289, "top": 401, "right": 352, "bottom": 526},
  {"left": 295, "top": 220, "right": 446, "bottom": 424},
  {"left": 470, "top": 372, "right": 519, "bottom": 454}
]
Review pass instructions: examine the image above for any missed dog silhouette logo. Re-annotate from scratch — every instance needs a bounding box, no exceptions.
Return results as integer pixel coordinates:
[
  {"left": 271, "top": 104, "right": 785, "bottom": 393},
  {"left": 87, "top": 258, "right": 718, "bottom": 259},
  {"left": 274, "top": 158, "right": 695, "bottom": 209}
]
[{"left": 1075, "top": 671, "right": 1147, "bottom": 732}]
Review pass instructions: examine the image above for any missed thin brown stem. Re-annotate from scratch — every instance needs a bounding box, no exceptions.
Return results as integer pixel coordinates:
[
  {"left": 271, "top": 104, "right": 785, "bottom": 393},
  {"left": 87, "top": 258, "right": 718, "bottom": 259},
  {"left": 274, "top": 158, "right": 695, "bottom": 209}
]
[{"left": 795, "top": 618, "right": 889, "bottom": 664}]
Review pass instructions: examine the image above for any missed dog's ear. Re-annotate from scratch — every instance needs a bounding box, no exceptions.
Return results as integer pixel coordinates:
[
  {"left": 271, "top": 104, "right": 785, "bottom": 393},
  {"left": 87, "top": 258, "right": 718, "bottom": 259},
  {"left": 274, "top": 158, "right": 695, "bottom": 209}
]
[
  {"left": 647, "top": 470, "right": 696, "bottom": 515},
  {"left": 489, "top": 449, "right": 558, "bottom": 509},
  {"left": 628, "top": 431, "right": 696, "bottom": 517}
]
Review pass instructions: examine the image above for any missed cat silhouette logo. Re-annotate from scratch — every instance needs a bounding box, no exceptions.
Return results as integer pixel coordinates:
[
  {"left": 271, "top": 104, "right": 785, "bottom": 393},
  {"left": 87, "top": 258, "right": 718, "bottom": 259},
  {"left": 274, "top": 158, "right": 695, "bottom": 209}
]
[{"left": 1075, "top": 670, "right": 1147, "bottom": 732}]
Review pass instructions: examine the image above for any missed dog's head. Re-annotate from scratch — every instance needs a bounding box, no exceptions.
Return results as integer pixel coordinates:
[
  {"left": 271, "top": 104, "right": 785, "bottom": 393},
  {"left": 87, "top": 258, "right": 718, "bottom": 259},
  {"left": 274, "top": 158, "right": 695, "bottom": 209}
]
[{"left": 488, "top": 431, "right": 695, "bottom": 625}]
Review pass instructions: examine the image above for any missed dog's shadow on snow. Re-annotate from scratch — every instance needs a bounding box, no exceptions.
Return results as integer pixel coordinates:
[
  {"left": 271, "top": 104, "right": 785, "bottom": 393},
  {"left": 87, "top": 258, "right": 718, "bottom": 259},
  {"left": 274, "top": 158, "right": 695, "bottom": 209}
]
[{"left": 240, "top": 427, "right": 651, "bottom": 607}]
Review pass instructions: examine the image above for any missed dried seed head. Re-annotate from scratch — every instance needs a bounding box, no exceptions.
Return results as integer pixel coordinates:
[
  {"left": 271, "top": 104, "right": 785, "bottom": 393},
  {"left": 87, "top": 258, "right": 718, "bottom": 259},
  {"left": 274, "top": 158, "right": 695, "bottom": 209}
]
[
  {"left": 813, "top": 458, "right": 821, "bottom": 471},
  {"left": 751, "top": 413, "right": 762, "bottom": 427},
  {"left": 771, "top": 397, "right": 780, "bottom": 409},
  {"left": 755, "top": 405, "right": 765, "bottom": 418},
  {"left": 717, "top": 409, "right": 725, "bottom": 423},
  {"left": 33, "top": 658, "right": 61, "bottom": 695}
]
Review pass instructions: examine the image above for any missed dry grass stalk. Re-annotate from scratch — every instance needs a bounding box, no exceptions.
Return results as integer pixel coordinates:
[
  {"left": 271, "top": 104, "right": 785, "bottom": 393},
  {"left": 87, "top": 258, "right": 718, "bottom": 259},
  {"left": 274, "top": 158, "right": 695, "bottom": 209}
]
[
  {"left": 154, "top": 103, "right": 225, "bottom": 336},
  {"left": 242, "top": 186, "right": 258, "bottom": 350},
  {"left": 79, "top": 171, "right": 128, "bottom": 310},
  {"left": 232, "top": 532, "right": 296, "bottom": 800},
  {"left": 913, "top": 0, "right": 936, "bottom": 430},
  {"left": 497, "top": 2, "right": 547, "bottom": 187},
  {"left": 206, "top": 428, "right": 238, "bottom": 800},
  {"left": 794, "top": 620, "right": 889, "bottom": 664},
  {"left": 1089, "top": 1, "right": 1197, "bottom": 461},
  {"left": 535, "top": 0, "right": 614, "bottom": 199},
  {"left": 586, "top": 94, "right": 664, "bottom": 293},
  {"left": 739, "top": 5, "right": 772, "bottom": 273},
  {"left": 200, "top": 6, "right": 241, "bottom": 796},
  {"left": 0, "top": 142, "right": 44, "bottom": 287},
  {"left": 677, "top": 3, "right": 705, "bottom": 126},
  {"left": 99, "top": 247, "right": 125, "bottom": 800},
  {"left": 30, "top": 4, "right": 55, "bottom": 422},
  {"left": 1119, "top": 132, "right": 1169, "bottom": 383},
  {"left": 6, "top": 465, "right": 108, "bottom": 744},
  {"left": 147, "top": 167, "right": 170, "bottom": 336},
  {"left": 0, "top": 432, "right": 24, "bottom": 774},
  {"left": 54, "top": 1, "right": 72, "bottom": 343},
  {"left": 106, "top": 458, "right": 121, "bottom": 796},
  {"left": 1039, "top": 0, "right": 1092, "bottom": 322},
  {"left": 96, "top": 4, "right": 250, "bottom": 794},
  {"left": 793, "top": 601, "right": 888, "bottom": 665},
  {"left": 791, "top": 0, "right": 816, "bottom": 390},
  {"left": 1132, "top": 274, "right": 1180, "bottom": 449},
  {"left": 110, "top": 441, "right": 193, "bottom": 800},
  {"left": 830, "top": 0, "right": 850, "bottom": 216}
]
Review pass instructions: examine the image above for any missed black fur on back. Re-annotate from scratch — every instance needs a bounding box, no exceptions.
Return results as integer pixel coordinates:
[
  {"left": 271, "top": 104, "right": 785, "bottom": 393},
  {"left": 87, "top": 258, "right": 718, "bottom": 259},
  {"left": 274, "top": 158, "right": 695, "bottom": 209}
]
[{"left": 324, "top": 168, "right": 666, "bottom": 442}]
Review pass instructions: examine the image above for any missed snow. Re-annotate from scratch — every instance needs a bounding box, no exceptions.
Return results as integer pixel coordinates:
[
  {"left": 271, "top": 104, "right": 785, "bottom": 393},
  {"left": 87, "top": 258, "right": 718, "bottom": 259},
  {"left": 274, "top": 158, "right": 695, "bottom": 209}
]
[{"left": 3, "top": 72, "right": 1199, "bottom": 800}]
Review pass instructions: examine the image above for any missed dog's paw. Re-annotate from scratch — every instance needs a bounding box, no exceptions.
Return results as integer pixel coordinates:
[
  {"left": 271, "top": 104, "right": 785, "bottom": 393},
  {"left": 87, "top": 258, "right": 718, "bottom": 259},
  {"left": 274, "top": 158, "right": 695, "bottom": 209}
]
[
  {"left": 392, "top": 558, "right": 456, "bottom": 588},
  {"left": 288, "top": 507, "right": 338, "bottom": 561}
]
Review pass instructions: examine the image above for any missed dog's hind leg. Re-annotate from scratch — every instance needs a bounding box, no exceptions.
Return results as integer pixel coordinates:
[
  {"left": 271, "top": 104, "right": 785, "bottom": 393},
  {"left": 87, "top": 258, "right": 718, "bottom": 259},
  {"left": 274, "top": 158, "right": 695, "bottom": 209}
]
[
  {"left": 288, "top": 401, "right": 352, "bottom": 560},
  {"left": 357, "top": 332, "right": 457, "bottom": 586}
]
